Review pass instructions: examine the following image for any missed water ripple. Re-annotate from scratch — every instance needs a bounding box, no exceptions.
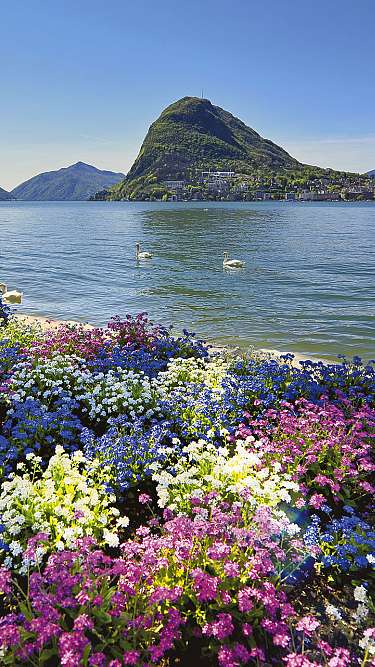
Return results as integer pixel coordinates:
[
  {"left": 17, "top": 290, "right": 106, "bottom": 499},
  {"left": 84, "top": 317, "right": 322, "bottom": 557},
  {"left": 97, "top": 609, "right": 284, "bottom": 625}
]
[{"left": 0, "top": 200, "right": 374, "bottom": 360}]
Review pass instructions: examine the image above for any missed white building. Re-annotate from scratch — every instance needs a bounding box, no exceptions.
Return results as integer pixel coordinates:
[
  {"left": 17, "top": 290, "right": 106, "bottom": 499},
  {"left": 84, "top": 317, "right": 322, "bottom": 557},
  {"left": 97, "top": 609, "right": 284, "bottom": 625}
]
[
  {"left": 201, "top": 171, "right": 235, "bottom": 179},
  {"left": 163, "top": 180, "right": 185, "bottom": 191}
]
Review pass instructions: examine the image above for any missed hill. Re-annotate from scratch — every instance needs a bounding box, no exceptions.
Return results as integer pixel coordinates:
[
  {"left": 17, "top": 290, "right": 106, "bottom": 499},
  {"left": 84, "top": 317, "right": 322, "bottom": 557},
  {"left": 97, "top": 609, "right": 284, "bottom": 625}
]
[
  {"left": 11, "top": 162, "right": 125, "bottom": 201},
  {"left": 0, "top": 186, "right": 13, "bottom": 201},
  {"left": 367, "top": 169, "right": 375, "bottom": 177},
  {"left": 110, "top": 96, "right": 308, "bottom": 199}
]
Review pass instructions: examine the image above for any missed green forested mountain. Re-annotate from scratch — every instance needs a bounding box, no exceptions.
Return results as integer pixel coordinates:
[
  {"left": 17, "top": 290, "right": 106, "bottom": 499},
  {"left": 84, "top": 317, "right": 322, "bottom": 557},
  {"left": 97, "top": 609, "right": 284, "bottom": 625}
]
[
  {"left": 11, "top": 162, "right": 125, "bottom": 201},
  {"left": 110, "top": 96, "right": 308, "bottom": 199},
  {"left": 0, "top": 186, "right": 13, "bottom": 201}
]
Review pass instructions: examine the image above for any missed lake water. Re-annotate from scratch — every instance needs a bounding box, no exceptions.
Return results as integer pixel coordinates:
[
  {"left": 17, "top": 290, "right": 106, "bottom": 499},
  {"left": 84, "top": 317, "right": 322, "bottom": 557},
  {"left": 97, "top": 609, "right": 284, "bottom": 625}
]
[{"left": 0, "top": 200, "right": 374, "bottom": 361}]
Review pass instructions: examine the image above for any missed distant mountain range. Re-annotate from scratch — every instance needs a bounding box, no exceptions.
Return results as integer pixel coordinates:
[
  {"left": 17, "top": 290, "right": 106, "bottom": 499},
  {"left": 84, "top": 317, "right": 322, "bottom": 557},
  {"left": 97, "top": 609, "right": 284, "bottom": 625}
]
[
  {"left": 0, "top": 186, "right": 13, "bottom": 201},
  {"left": 4, "top": 100, "right": 373, "bottom": 203},
  {"left": 11, "top": 162, "right": 125, "bottom": 201}
]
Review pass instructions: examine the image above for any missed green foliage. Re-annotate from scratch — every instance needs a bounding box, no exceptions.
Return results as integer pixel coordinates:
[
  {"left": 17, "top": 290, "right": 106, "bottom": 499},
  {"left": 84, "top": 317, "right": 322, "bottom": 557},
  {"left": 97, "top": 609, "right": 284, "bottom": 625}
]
[{"left": 0, "top": 317, "right": 43, "bottom": 349}]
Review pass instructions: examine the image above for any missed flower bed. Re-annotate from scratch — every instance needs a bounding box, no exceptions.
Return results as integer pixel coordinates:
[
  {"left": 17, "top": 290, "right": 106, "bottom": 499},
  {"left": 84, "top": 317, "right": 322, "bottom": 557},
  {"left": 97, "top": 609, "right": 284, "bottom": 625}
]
[{"left": 0, "top": 301, "right": 374, "bottom": 666}]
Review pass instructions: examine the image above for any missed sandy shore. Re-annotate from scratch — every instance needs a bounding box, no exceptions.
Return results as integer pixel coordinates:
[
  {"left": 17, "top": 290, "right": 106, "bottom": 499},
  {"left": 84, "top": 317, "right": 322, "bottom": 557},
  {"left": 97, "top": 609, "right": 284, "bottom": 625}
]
[
  {"left": 16, "top": 314, "right": 94, "bottom": 331},
  {"left": 14, "top": 313, "right": 327, "bottom": 366}
]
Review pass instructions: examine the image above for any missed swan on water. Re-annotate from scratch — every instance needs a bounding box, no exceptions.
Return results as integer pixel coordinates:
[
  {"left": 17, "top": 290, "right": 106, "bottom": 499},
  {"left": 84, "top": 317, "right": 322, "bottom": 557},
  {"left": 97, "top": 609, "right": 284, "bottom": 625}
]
[
  {"left": 136, "top": 242, "right": 152, "bottom": 260},
  {"left": 3, "top": 290, "right": 23, "bottom": 304},
  {"left": 223, "top": 251, "right": 245, "bottom": 269},
  {"left": 0, "top": 283, "right": 23, "bottom": 304}
]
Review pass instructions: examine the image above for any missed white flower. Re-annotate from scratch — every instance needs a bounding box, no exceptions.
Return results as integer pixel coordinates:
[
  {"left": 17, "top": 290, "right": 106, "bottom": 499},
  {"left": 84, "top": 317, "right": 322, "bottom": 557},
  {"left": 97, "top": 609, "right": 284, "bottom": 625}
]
[
  {"left": 359, "top": 631, "right": 375, "bottom": 656},
  {"left": 103, "top": 529, "right": 119, "bottom": 547},
  {"left": 116, "top": 516, "right": 130, "bottom": 528},
  {"left": 354, "top": 585, "right": 368, "bottom": 603},
  {"left": 285, "top": 523, "right": 300, "bottom": 536},
  {"left": 353, "top": 604, "right": 369, "bottom": 623},
  {"left": 325, "top": 604, "right": 342, "bottom": 621},
  {"left": 9, "top": 541, "right": 23, "bottom": 556}
]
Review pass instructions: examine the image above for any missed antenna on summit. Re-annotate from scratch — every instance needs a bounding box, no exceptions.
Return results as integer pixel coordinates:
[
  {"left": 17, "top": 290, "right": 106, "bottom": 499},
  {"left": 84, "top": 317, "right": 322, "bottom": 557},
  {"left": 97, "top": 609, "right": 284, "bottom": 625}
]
[{"left": 201, "top": 88, "right": 204, "bottom": 99}]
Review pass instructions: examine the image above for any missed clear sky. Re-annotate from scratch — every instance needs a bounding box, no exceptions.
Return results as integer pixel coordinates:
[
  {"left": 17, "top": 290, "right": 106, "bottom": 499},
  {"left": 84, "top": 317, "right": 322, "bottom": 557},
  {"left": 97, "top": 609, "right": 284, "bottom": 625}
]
[{"left": 1, "top": 0, "right": 374, "bottom": 190}]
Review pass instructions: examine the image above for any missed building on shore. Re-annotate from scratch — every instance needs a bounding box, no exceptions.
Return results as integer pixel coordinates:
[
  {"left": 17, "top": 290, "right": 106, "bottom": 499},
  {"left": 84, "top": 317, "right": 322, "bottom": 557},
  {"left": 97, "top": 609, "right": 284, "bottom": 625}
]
[
  {"left": 201, "top": 171, "right": 235, "bottom": 179},
  {"left": 298, "top": 190, "right": 341, "bottom": 201},
  {"left": 163, "top": 180, "right": 186, "bottom": 191}
]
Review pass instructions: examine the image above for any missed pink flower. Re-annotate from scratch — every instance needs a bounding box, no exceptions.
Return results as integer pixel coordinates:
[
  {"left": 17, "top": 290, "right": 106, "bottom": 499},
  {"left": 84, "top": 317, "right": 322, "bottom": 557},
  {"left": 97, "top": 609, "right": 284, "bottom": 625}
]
[
  {"left": 191, "top": 568, "right": 218, "bottom": 602},
  {"left": 317, "top": 640, "right": 333, "bottom": 657},
  {"left": 88, "top": 653, "right": 107, "bottom": 667},
  {"left": 123, "top": 650, "right": 140, "bottom": 665},
  {"left": 309, "top": 493, "right": 326, "bottom": 509},
  {"left": 91, "top": 595, "right": 103, "bottom": 606},
  {"left": 296, "top": 615, "right": 320, "bottom": 636},
  {"left": 328, "top": 648, "right": 351, "bottom": 667},
  {"left": 0, "top": 619, "right": 21, "bottom": 649},
  {"left": 273, "top": 632, "right": 290, "bottom": 647},
  {"left": 284, "top": 654, "right": 320, "bottom": 666},
  {"left": 218, "top": 643, "right": 250, "bottom": 666},
  {"left": 207, "top": 542, "right": 231, "bottom": 560},
  {"left": 138, "top": 493, "right": 151, "bottom": 505},
  {"left": 242, "top": 622, "right": 252, "bottom": 637},
  {"left": 0, "top": 567, "right": 12, "bottom": 595},
  {"left": 220, "top": 590, "right": 232, "bottom": 605},
  {"left": 224, "top": 561, "right": 240, "bottom": 577},
  {"left": 238, "top": 587, "right": 254, "bottom": 612},
  {"left": 73, "top": 614, "right": 94, "bottom": 631},
  {"left": 203, "top": 613, "right": 234, "bottom": 640},
  {"left": 59, "top": 630, "right": 89, "bottom": 667}
]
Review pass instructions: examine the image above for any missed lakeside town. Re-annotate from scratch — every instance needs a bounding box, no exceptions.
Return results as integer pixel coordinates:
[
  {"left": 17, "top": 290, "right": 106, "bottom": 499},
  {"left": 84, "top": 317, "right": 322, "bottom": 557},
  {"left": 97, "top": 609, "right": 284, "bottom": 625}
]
[
  {"left": 157, "top": 170, "right": 375, "bottom": 202},
  {"left": 91, "top": 168, "right": 375, "bottom": 202}
]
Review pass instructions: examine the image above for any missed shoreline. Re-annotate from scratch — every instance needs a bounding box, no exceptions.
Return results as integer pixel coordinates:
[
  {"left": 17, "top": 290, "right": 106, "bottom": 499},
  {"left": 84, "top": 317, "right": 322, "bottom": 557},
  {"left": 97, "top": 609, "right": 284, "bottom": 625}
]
[{"left": 15, "top": 313, "right": 328, "bottom": 366}]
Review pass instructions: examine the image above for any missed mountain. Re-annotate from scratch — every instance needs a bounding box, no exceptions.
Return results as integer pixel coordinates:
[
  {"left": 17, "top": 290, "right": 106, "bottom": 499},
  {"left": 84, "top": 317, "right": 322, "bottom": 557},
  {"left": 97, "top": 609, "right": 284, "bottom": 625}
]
[
  {"left": 367, "top": 169, "right": 375, "bottom": 177},
  {"left": 0, "top": 186, "right": 13, "bottom": 201},
  {"left": 11, "top": 162, "right": 125, "bottom": 201},
  {"left": 111, "top": 96, "right": 305, "bottom": 199}
]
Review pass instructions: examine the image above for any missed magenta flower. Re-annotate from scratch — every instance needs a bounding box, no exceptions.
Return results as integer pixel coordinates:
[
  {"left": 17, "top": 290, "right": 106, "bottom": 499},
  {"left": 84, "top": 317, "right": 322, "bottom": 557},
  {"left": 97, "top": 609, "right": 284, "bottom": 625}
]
[
  {"left": 0, "top": 567, "right": 12, "bottom": 595},
  {"left": 123, "top": 649, "right": 140, "bottom": 665},
  {"left": 138, "top": 493, "right": 151, "bottom": 505}
]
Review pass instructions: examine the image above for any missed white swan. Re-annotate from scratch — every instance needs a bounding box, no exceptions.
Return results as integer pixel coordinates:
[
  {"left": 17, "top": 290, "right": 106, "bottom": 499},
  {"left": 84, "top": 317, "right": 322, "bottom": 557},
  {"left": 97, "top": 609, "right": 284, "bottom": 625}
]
[
  {"left": 223, "top": 251, "right": 245, "bottom": 269},
  {"left": 136, "top": 242, "right": 152, "bottom": 260},
  {"left": 1, "top": 283, "right": 23, "bottom": 304},
  {"left": 3, "top": 290, "right": 23, "bottom": 304}
]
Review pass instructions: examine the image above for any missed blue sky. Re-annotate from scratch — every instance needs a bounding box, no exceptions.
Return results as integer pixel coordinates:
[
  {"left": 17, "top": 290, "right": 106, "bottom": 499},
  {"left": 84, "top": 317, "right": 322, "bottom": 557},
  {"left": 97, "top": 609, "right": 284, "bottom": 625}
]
[{"left": 1, "top": 0, "right": 374, "bottom": 189}]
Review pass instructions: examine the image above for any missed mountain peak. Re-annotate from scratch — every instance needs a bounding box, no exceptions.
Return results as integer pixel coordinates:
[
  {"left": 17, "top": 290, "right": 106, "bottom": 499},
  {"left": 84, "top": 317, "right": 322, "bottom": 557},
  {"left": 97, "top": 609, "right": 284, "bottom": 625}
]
[
  {"left": 64, "top": 161, "right": 97, "bottom": 172},
  {"left": 111, "top": 96, "right": 301, "bottom": 199},
  {"left": 11, "top": 162, "right": 125, "bottom": 201}
]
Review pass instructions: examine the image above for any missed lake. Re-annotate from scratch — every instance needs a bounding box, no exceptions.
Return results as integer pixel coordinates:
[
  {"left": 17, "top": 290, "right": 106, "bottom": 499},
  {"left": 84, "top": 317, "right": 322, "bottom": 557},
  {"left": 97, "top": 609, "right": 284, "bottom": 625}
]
[{"left": 0, "top": 200, "right": 374, "bottom": 361}]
